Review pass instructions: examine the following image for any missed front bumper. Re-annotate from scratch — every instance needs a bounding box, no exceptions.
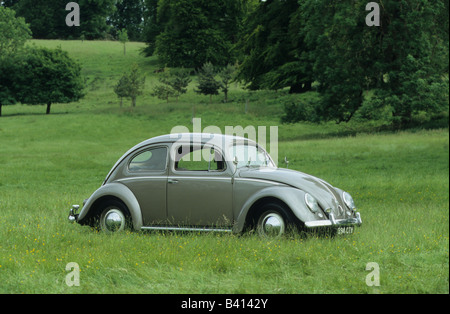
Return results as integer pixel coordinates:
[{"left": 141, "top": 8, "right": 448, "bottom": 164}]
[
  {"left": 305, "top": 212, "right": 362, "bottom": 229},
  {"left": 68, "top": 205, "right": 80, "bottom": 223}
]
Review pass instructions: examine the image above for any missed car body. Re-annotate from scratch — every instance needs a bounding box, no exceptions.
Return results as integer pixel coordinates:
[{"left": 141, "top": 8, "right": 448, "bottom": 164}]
[{"left": 68, "top": 133, "right": 362, "bottom": 236}]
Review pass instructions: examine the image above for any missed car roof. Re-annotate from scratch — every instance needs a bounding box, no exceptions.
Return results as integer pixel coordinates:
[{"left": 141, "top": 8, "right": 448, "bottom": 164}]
[
  {"left": 103, "top": 133, "right": 256, "bottom": 184},
  {"left": 133, "top": 133, "right": 253, "bottom": 148}
]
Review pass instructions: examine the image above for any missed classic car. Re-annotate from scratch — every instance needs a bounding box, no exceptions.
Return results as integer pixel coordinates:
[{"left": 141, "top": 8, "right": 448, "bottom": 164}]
[{"left": 68, "top": 133, "right": 362, "bottom": 236}]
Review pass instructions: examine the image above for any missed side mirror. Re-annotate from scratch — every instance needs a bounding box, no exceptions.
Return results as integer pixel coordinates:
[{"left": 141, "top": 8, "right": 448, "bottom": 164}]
[
  {"left": 284, "top": 156, "right": 289, "bottom": 168},
  {"left": 233, "top": 156, "right": 239, "bottom": 166}
]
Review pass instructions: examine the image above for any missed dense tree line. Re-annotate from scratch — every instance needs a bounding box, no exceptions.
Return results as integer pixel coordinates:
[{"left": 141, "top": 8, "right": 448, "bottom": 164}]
[{"left": 1, "top": 0, "right": 448, "bottom": 127}]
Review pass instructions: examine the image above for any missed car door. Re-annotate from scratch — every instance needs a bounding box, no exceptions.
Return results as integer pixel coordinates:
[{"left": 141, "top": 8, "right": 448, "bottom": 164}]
[
  {"left": 118, "top": 145, "right": 168, "bottom": 226},
  {"left": 167, "top": 143, "right": 233, "bottom": 228}
]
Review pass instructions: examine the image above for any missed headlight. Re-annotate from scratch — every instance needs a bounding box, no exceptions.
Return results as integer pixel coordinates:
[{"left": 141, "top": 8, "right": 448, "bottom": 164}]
[
  {"left": 343, "top": 192, "right": 356, "bottom": 210},
  {"left": 305, "top": 193, "right": 320, "bottom": 213}
]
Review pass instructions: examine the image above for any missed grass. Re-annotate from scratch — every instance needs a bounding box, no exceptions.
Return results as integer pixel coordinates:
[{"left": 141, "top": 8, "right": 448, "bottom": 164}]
[{"left": 0, "top": 40, "right": 448, "bottom": 294}]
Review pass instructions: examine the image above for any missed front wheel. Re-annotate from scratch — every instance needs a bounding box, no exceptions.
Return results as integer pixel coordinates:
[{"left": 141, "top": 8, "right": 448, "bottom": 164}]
[
  {"left": 256, "top": 203, "right": 291, "bottom": 237},
  {"left": 98, "top": 200, "right": 130, "bottom": 233}
]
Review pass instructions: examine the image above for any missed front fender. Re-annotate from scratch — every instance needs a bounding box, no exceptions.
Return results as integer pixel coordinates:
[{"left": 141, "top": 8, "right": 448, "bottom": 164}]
[
  {"left": 233, "top": 186, "right": 324, "bottom": 233},
  {"left": 78, "top": 183, "right": 143, "bottom": 230}
]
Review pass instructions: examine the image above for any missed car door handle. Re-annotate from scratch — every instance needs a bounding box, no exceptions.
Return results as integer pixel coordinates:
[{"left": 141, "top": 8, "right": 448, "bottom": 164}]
[{"left": 168, "top": 179, "right": 179, "bottom": 184}]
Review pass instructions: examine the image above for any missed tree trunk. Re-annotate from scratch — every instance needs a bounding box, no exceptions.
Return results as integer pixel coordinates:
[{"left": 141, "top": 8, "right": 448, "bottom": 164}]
[
  {"left": 0, "top": 103, "right": 2, "bottom": 117},
  {"left": 46, "top": 102, "right": 51, "bottom": 115},
  {"left": 132, "top": 97, "right": 136, "bottom": 107}
]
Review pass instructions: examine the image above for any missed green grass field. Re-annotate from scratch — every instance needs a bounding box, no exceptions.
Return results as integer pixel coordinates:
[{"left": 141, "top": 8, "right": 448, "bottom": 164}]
[{"left": 0, "top": 40, "right": 448, "bottom": 294}]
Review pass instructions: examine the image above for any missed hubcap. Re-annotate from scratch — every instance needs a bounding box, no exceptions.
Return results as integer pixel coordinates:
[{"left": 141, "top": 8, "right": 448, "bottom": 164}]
[
  {"left": 259, "top": 213, "right": 285, "bottom": 237},
  {"left": 103, "top": 209, "right": 125, "bottom": 232}
]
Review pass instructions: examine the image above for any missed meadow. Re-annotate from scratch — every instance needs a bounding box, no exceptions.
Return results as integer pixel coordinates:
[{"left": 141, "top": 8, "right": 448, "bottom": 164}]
[{"left": 0, "top": 40, "right": 448, "bottom": 294}]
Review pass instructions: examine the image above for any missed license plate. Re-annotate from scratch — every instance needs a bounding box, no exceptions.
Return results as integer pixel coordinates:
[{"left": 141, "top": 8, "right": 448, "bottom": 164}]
[{"left": 337, "top": 226, "right": 354, "bottom": 235}]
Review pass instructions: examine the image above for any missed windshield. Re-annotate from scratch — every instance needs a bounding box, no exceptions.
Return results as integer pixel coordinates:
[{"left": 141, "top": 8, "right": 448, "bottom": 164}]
[{"left": 231, "top": 143, "right": 275, "bottom": 168}]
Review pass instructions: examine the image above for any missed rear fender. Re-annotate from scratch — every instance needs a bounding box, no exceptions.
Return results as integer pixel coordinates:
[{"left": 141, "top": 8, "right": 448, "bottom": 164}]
[{"left": 78, "top": 183, "right": 143, "bottom": 230}]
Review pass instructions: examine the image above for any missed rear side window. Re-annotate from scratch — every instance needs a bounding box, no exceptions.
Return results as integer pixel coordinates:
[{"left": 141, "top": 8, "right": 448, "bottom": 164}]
[
  {"left": 129, "top": 147, "right": 167, "bottom": 172},
  {"left": 174, "top": 145, "right": 225, "bottom": 171}
]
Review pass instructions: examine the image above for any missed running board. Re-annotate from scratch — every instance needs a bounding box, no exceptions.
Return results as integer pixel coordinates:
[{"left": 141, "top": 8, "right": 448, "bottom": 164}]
[{"left": 141, "top": 226, "right": 232, "bottom": 233}]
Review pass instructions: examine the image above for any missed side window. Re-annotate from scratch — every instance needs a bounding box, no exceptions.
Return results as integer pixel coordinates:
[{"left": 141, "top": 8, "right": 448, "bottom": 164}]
[
  {"left": 129, "top": 147, "right": 167, "bottom": 172},
  {"left": 175, "top": 145, "right": 225, "bottom": 171}
]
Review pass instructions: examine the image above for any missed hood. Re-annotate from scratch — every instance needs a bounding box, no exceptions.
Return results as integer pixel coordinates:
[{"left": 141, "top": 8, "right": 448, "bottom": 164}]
[{"left": 238, "top": 167, "right": 342, "bottom": 211}]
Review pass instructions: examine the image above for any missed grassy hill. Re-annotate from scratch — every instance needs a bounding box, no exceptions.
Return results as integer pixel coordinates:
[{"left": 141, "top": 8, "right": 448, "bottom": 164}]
[{"left": 0, "top": 40, "right": 448, "bottom": 294}]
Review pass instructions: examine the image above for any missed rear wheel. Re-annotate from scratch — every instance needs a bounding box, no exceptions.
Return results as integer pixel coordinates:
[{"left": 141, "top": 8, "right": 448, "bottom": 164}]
[{"left": 98, "top": 200, "right": 130, "bottom": 233}]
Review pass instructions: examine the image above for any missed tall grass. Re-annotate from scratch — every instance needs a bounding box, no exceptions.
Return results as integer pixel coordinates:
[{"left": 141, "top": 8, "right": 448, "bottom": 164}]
[{"left": 0, "top": 40, "right": 448, "bottom": 294}]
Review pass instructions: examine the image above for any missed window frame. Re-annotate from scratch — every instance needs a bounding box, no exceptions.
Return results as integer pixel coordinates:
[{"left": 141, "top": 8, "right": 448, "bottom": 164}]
[
  {"left": 172, "top": 144, "right": 227, "bottom": 173},
  {"left": 127, "top": 145, "right": 169, "bottom": 173}
]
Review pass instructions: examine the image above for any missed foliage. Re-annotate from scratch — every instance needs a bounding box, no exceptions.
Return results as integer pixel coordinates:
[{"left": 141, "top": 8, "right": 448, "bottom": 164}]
[
  {"left": 6, "top": 0, "right": 115, "bottom": 39},
  {"left": 117, "top": 28, "right": 129, "bottom": 55},
  {"left": 108, "top": 0, "right": 145, "bottom": 41},
  {"left": 281, "top": 92, "right": 321, "bottom": 124},
  {"left": 236, "top": 0, "right": 313, "bottom": 93},
  {"left": 218, "top": 64, "right": 237, "bottom": 103},
  {"left": 151, "top": 83, "right": 176, "bottom": 103},
  {"left": 195, "top": 62, "right": 221, "bottom": 103},
  {"left": 297, "top": 0, "right": 449, "bottom": 127},
  {"left": 0, "top": 6, "right": 31, "bottom": 55},
  {"left": 113, "top": 75, "right": 129, "bottom": 107},
  {"left": 167, "top": 68, "right": 192, "bottom": 102},
  {"left": 150, "top": 69, "right": 191, "bottom": 103},
  {"left": 0, "top": 6, "right": 31, "bottom": 117},
  {"left": 15, "top": 46, "right": 85, "bottom": 114},
  {"left": 115, "top": 64, "right": 146, "bottom": 107},
  {"left": 148, "top": 0, "right": 247, "bottom": 68}
]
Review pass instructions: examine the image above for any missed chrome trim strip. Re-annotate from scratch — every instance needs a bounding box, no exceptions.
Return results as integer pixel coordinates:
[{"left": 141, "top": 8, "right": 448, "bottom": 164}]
[
  {"left": 234, "top": 178, "right": 283, "bottom": 185},
  {"left": 141, "top": 226, "right": 233, "bottom": 233}
]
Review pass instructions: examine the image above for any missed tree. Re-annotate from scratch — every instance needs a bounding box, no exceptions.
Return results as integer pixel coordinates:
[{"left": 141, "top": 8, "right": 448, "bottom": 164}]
[
  {"left": 115, "top": 64, "right": 145, "bottom": 107},
  {"left": 117, "top": 28, "right": 128, "bottom": 55},
  {"left": 0, "top": 55, "right": 19, "bottom": 117},
  {"left": 10, "top": 0, "right": 115, "bottom": 39},
  {"left": 195, "top": 62, "right": 221, "bottom": 103},
  {"left": 236, "top": 0, "right": 313, "bottom": 93},
  {"left": 219, "top": 64, "right": 236, "bottom": 103},
  {"left": 142, "top": 0, "right": 161, "bottom": 56},
  {"left": 0, "top": 6, "right": 32, "bottom": 55},
  {"left": 0, "top": 6, "right": 31, "bottom": 117},
  {"left": 108, "top": 0, "right": 145, "bottom": 41},
  {"left": 146, "top": 0, "right": 247, "bottom": 68},
  {"left": 15, "top": 47, "right": 85, "bottom": 114},
  {"left": 298, "top": 0, "right": 449, "bottom": 127},
  {"left": 113, "top": 75, "right": 129, "bottom": 107},
  {"left": 167, "top": 68, "right": 191, "bottom": 102},
  {"left": 151, "top": 84, "right": 175, "bottom": 103}
]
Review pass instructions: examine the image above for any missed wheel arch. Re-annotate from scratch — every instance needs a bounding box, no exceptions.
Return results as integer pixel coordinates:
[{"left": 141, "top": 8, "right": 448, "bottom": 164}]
[
  {"left": 234, "top": 186, "right": 312, "bottom": 233},
  {"left": 77, "top": 183, "right": 143, "bottom": 230},
  {"left": 243, "top": 196, "right": 291, "bottom": 230}
]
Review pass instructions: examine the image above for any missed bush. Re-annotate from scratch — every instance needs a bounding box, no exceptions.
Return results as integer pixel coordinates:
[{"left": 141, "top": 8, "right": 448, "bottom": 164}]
[{"left": 281, "top": 92, "right": 321, "bottom": 123}]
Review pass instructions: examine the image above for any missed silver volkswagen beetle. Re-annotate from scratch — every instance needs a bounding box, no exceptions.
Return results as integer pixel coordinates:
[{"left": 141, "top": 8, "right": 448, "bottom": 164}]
[{"left": 68, "top": 133, "right": 362, "bottom": 236}]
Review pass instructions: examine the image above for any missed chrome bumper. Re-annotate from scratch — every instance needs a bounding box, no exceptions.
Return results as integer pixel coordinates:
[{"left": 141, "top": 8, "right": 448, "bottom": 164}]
[
  {"left": 305, "top": 212, "right": 362, "bottom": 229},
  {"left": 68, "top": 205, "right": 80, "bottom": 223}
]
